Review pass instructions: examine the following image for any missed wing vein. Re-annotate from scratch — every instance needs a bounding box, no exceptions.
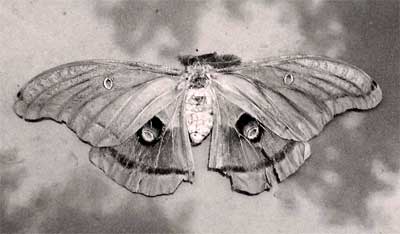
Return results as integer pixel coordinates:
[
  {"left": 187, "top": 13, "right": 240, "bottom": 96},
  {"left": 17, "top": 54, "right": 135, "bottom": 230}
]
[
  {"left": 74, "top": 75, "right": 166, "bottom": 138},
  {"left": 36, "top": 78, "right": 91, "bottom": 116},
  {"left": 55, "top": 84, "right": 92, "bottom": 119},
  {"left": 25, "top": 67, "right": 98, "bottom": 111},
  {"left": 120, "top": 84, "right": 179, "bottom": 139},
  {"left": 153, "top": 92, "right": 184, "bottom": 170},
  {"left": 293, "top": 60, "right": 364, "bottom": 93},
  {"left": 232, "top": 73, "right": 321, "bottom": 131},
  {"left": 289, "top": 61, "right": 364, "bottom": 94}
]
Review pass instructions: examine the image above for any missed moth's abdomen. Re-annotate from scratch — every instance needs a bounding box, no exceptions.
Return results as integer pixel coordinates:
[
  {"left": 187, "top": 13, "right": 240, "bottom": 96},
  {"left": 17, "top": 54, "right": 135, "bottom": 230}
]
[{"left": 185, "top": 88, "right": 213, "bottom": 145}]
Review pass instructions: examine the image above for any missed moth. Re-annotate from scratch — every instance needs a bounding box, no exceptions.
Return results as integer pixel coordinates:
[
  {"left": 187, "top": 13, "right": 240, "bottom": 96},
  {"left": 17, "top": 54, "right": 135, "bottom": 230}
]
[{"left": 14, "top": 53, "right": 382, "bottom": 196}]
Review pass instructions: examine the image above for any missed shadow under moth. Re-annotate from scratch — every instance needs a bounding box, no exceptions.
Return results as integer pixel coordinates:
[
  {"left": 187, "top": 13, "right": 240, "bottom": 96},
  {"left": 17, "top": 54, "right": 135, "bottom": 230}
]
[{"left": 14, "top": 53, "right": 382, "bottom": 196}]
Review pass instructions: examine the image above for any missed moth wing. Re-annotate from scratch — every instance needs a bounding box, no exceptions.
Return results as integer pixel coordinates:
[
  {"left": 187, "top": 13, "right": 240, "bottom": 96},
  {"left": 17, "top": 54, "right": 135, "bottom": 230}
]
[
  {"left": 214, "top": 55, "right": 382, "bottom": 141},
  {"left": 89, "top": 93, "right": 194, "bottom": 196},
  {"left": 209, "top": 55, "right": 382, "bottom": 194},
  {"left": 209, "top": 91, "right": 310, "bottom": 194},
  {"left": 14, "top": 60, "right": 183, "bottom": 147}
]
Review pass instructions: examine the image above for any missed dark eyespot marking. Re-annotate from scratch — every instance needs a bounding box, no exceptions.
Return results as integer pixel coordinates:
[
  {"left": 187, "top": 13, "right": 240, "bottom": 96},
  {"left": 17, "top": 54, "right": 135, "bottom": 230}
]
[
  {"left": 137, "top": 117, "right": 164, "bottom": 145},
  {"left": 235, "top": 113, "right": 262, "bottom": 142},
  {"left": 284, "top": 73, "right": 294, "bottom": 85},
  {"left": 103, "top": 77, "right": 113, "bottom": 90}
]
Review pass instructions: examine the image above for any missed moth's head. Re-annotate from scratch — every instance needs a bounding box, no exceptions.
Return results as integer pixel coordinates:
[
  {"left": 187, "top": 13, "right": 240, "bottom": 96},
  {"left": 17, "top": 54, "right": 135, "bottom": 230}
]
[
  {"left": 178, "top": 52, "right": 241, "bottom": 89},
  {"left": 185, "top": 63, "right": 212, "bottom": 88}
]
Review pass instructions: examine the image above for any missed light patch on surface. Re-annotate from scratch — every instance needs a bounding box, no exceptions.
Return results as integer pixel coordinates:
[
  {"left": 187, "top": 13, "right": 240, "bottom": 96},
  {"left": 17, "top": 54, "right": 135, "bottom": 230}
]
[
  {"left": 368, "top": 159, "right": 400, "bottom": 233},
  {"left": 6, "top": 158, "right": 81, "bottom": 210},
  {"left": 196, "top": 1, "right": 307, "bottom": 60},
  {"left": 135, "top": 26, "right": 180, "bottom": 64},
  {"left": 325, "top": 43, "right": 346, "bottom": 58},
  {"left": 271, "top": 184, "right": 368, "bottom": 234},
  {"left": 0, "top": 1, "right": 131, "bottom": 67},
  {"left": 3, "top": 122, "right": 87, "bottom": 210},
  {"left": 4, "top": 128, "right": 129, "bottom": 216},
  {"left": 371, "top": 158, "right": 398, "bottom": 185},
  {"left": 313, "top": 17, "right": 346, "bottom": 57},
  {"left": 324, "top": 146, "right": 341, "bottom": 161},
  {"left": 328, "top": 19, "right": 344, "bottom": 34},
  {"left": 321, "top": 170, "right": 341, "bottom": 186},
  {"left": 341, "top": 112, "right": 365, "bottom": 130},
  {"left": 308, "top": 0, "right": 328, "bottom": 13}
]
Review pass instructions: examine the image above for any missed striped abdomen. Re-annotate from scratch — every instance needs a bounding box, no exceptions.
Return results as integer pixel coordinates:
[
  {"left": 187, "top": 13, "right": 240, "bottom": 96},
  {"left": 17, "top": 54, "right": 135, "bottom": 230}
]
[{"left": 185, "top": 87, "right": 213, "bottom": 145}]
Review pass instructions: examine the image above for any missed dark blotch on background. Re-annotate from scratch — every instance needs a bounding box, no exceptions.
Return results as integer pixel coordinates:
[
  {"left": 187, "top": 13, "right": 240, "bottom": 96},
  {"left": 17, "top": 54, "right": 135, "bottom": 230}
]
[
  {"left": 38, "top": 171, "right": 191, "bottom": 234},
  {"left": 263, "top": 0, "right": 400, "bottom": 227},
  {"left": 0, "top": 166, "right": 32, "bottom": 233},
  {"left": 0, "top": 148, "right": 191, "bottom": 233},
  {"left": 94, "top": 0, "right": 248, "bottom": 59},
  {"left": 95, "top": 0, "right": 205, "bottom": 58}
]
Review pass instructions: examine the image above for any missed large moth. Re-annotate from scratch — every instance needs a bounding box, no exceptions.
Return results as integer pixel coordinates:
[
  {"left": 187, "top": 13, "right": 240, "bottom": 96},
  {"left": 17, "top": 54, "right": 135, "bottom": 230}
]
[{"left": 14, "top": 53, "right": 382, "bottom": 196}]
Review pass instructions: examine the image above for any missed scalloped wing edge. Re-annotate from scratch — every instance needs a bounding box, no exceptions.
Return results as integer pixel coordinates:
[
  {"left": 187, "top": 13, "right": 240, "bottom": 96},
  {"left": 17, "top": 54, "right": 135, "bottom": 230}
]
[
  {"left": 228, "top": 142, "right": 310, "bottom": 195},
  {"left": 89, "top": 147, "right": 191, "bottom": 197}
]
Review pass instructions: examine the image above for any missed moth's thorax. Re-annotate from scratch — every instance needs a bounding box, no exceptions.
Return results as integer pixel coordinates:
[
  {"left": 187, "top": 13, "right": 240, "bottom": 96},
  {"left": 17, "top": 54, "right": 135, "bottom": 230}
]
[
  {"left": 185, "top": 86, "right": 213, "bottom": 145},
  {"left": 184, "top": 64, "right": 213, "bottom": 89}
]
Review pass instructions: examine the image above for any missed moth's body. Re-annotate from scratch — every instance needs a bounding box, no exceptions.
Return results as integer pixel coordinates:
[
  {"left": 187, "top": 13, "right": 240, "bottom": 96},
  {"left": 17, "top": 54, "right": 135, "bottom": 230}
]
[
  {"left": 185, "top": 86, "right": 214, "bottom": 145},
  {"left": 184, "top": 64, "right": 214, "bottom": 145}
]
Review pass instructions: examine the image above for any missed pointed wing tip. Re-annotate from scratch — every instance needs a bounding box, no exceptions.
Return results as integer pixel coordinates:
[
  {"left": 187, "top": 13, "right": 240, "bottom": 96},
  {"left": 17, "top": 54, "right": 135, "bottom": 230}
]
[
  {"left": 14, "top": 90, "right": 42, "bottom": 121},
  {"left": 352, "top": 80, "right": 383, "bottom": 111},
  {"left": 369, "top": 82, "right": 383, "bottom": 108},
  {"left": 13, "top": 99, "right": 27, "bottom": 119}
]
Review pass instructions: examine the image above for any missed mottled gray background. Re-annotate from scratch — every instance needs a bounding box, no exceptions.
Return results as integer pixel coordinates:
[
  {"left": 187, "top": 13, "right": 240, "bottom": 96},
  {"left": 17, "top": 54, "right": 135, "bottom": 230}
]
[{"left": 0, "top": 1, "right": 399, "bottom": 233}]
